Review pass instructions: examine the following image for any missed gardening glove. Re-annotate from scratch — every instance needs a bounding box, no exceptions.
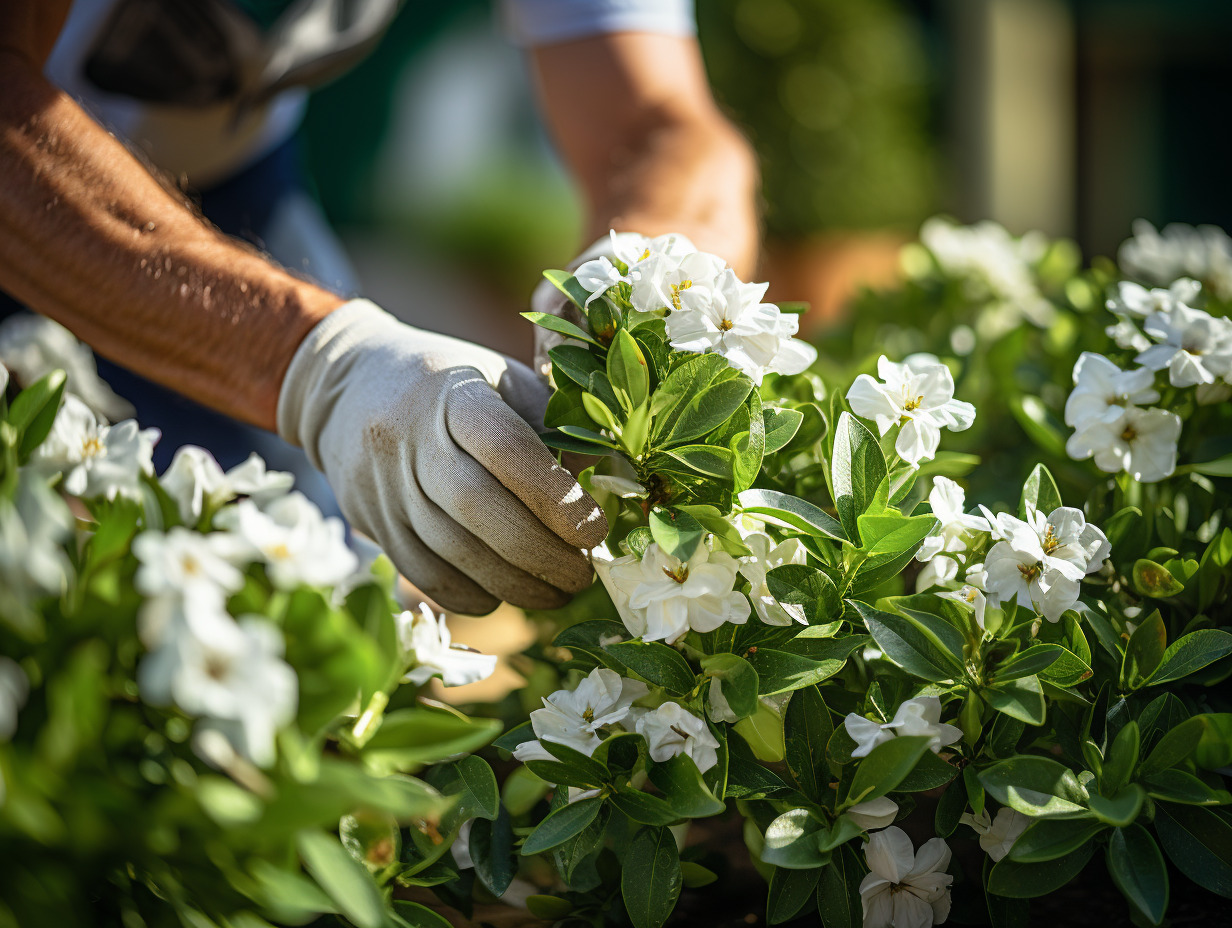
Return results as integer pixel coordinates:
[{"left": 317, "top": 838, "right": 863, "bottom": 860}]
[{"left": 277, "top": 299, "right": 609, "bottom": 614}]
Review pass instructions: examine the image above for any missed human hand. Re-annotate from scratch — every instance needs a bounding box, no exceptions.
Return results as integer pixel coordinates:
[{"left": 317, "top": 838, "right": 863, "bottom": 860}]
[{"left": 277, "top": 300, "right": 608, "bottom": 613}]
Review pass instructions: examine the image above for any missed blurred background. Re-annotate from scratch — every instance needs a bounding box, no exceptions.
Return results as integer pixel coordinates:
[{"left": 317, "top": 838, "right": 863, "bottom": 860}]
[{"left": 294, "top": 0, "right": 1232, "bottom": 354}]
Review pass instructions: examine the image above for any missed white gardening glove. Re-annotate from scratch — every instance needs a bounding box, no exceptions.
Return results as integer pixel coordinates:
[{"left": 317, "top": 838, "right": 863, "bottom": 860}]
[{"left": 277, "top": 300, "right": 608, "bottom": 614}]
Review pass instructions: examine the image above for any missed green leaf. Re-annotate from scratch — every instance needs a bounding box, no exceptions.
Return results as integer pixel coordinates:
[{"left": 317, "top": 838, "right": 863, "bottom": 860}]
[
  {"left": 548, "top": 426, "right": 619, "bottom": 451},
  {"left": 1186, "top": 452, "right": 1232, "bottom": 477},
  {"left": 648, "top": 753, "right": 725, "bottom": 818},
  {"left": 648, "top": 505, "right": 706, "bottom": 562},
  {"left": 491, "top": 721, "right": 535, "bottom": 756},
  {"left": 610, "top": 786, "right": 678, "bottom": 825},
  {"left": 526, "top": 896, "right": 574, "bottom": 920},
  {"left": 543, "top": 269, "right": 592, "bottom": 309},
  {"left": 582, "top": 391, "right": 620, "bottom": 433},
  {"left": 734, "top": 699, "right": 786, "bottom": 763},
  {"left": 701, "top": 652, "right": 759, "bottom": 719},
  {"left": 832, "top": 412, "right": 887, "bottom": 543},
  {"left": 992, "top": 645, "right": 1063, "bottom": 683},
  {"left": 784, "top": 685, "right": 833, "bottom": 800},
  {"left": 987, "top": 842, "right": 1095, "bottom": 898},
  {"left": 1195, "top": 713, "right": 1232, "bottom": 770},
  {"left": 393, "top": 901, "right": 455, "bottom": 928},
  {"left": 1145, "top": 629, "right": 1232, "bottom": 686},
  {"left": 856, "top": 512, "right": 937, "bottom": 556},
  {"left": 9, "top": 370, "right": 67, "bottom": 461},
  {"left": 1144, "top": 768, "right": 1230, "bottom": 805},
  {"left": 1108, "top": 825, "right": 1169, "bottom": 925},
  {"left": 607, "top": 329, "right": 650, "bottom": 411},
  {"left": 549, "top": 344, "right": 605, "bottom": 388},
  {"left": 521, "top": 310, "right": 602, "bottom": 347},
  {"left": 1132, "top": 559, "right": 1185, "bottom": 598},
  {"left": 979, "top": 756, "right": 1090, "bottom": 818},
  {"left": 1010, "top": 818, "right": 1108, "bottom": 863},
  {"left": 1121, "top": 610, "right": 1167, "bottom": 689},
  {"left": 1139, "top": 715, "right": 1205, "bottom": 777},
  {"left": 738, "top": 488, "right": 849, "bottom": 543},
  {"left": 763, "top": 406, "right": 805, "bottom": 453},
  {"left": 521, "top": 796, "right": 603, "bottom": 856},
  {"left": 297, "top": 831, "right": 385, "bottom": 928},
  {"left": 855, "top": 602, "right": 962, "bottom": 683},
  {"left": 651, "top": 354, "right": 753, "bottom": 445},
  {"left": 762, "top": 809, "right": 828, "bottom": 869},
  {"left": 622, "top": 827, "right": 682, "bottom": 928},
  {"left": 1088, "top": 785, "right": 1145, "bottom": 826},
  {"left": 659, "top": 444, "right": 736, "bottom": 481},
  {"left": 895, "top": 750, "right": 960, "bottom": 792},
  {"left": 428, "top": 755, "right": 500, "bottom": 823},
  {"left": 1018, "top": 463, "right": 1062, "bottom": 520},
  {"left": 816, "top": 846, "right": 865, "bottom": 928},
  {"left": 1154, "top": 803, "right": 1232, "bottom": 897},
  {"left": 767, "top": 866, "right": 823, "bottom": 925},
  {"left": 766, "top": 565, "right": 842, "bottom": 626},
  {"left": 748, "top": 648, "right": 846, "bottom": 696},
  {"left": 847, "top": 736, "right": 932, "bottom": 804},
  {"left": 983, "top": 676, "right": 1046, "bottom": 725},
  {"left": 469, "top": 808, "right": 517, "bottom": 897},
  {"left": 525, "top": 740, "right": 610, "bottom": 789},
  {"left": 1101, "top": 720, "right": 1139, "bottom": 795},
  {"left": 361, "top": 709, "right": 500, "bottom": 775},
  {"left": 681, "top": 862, "right": 718, "bottom": 887},
  {"left": 604, "top": 639, "right": 696, "bottom": 694}
]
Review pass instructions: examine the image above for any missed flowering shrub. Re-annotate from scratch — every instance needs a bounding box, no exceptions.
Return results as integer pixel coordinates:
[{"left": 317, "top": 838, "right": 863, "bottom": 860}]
[
  {"left": 470, "top": 226, "right": 1232, "bottom": 928},
  {"left": 0, "top": 358, "right": 507, "bottom": 927}
]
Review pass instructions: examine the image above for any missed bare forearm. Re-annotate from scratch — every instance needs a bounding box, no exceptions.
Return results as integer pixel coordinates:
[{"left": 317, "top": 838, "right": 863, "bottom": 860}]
[
  {"left": 0, "top": 52, "right": 340, "bottom": 429},
  {"left": 530, "top": 34, "right": 759, "bottom": 276}
]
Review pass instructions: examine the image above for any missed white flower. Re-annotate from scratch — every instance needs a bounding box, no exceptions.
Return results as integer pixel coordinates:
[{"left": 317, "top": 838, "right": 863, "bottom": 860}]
[
  {"left": 1107, "top": 278, "right": 1201, "bottom": 317},
  {"left": 1064, "top": 352, "right": 1160, "bottom": 429},
  {"left": 161, "top": 446, "right": 293, "bottom": 524},
  {"left": 845, "top": 797, "right": 899, "bottom": 831},
  {"left": 605, "top": 541, "right": 751, "bottom": 644},
  {"left": 396, "top": 603, "right": 497, "bottom": 687},
  {"left": 844, "top": 696, "right": 962, "bottom": 759},
  {"left": 980, "top": 506, "right": 1108, "bottom": 622},
  {"left": 512, "top": 668, "right": 648, "bottom": 763},
  {"left": 860, "top": 826, "right": 953, "bottom": 928},
  {"left": 920, "top": 217, "right": 1055, "bottom": 328},
  {"left": 1066, "top": 405, "right": 1182, "bottom": 483},
  {"left": 0, "top": 472, "right": 73, "bottom": 613},
  {"left": 665, "top": 268, "right": 816, "bottom": 383},
  {"left": 610, "top": 230, "right": 698, "bottom": 271},
  {"left": 139, "top": 614, "right": 297, "bottom": 767},
  {"left": 573, "top": 256, "right": 627, "bottom": 306},
  {"left": 132, "top": 527, "right": 247, "bottom": 599},
  {"left": 1105, "top": 318, "right": 1152, "bottom": 352},
  {"left": 451, "top": 819, "right": 475, "bottom": 869},
  {"left": 738, "top": 532, "right": 809, "bottom": 625},
  {"left": 706, "top": 676, "right": 737, "bottom": 723},
  {"left": 0, "top": 657, "right": 29, "bottom": 742},
  {"left": 630, "top": 701, "right": 719, "bottom": 773},
  {"left": 32, "top": 395, "right": 159, "bottom": 500},
  {"left": 938, "top": 584, "right": 988, "bottom": 631},
  {"left": 630, "top": 251, "right": 726, "bottom": 315},
  {"left": 0, "top": 313, "right": 134, "bottom": 420},
  {"left": 1137, "top": 303, "right": 1232, "bottom": 387},
  {"left": 847, "top": 356, "right": 976, "bottom": 466},
  {"left": 915, "top": 555, "right": 958, "bottom": 592},
  {"left": 1118, "top": 220, "right": 1232, "bottom": 301},
  {"left": 215, "top": 492, "right": 357, "bottom": 590},
  {"left": 916, "top": 477, "right": 990, "bottom": 564},
  {"left": 960, "top": 807, "right": 1031, "bottom": 862}
]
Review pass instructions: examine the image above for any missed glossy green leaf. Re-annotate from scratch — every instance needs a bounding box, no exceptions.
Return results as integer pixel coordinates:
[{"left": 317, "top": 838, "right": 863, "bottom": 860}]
[
  {"left": 766, "top": 564, "right": 842, "bottom": 625},
  {"left": 763, "top": 406, "right": 805, "bottom": 453},
  {"left": 604, "top": 639, "right": 697, "bottom": 694},
  {"left": 847, "top": 735, "right": 932, "bottom": 804},
  {"left": 607, "top": 328, "right": 649, "bottom": 411},
  {"left": 761, "top": 809, "right": 828, "bottom": 869},
  {"left": 979, "top": 756, "right": 1090, "bottom": 818},
  {"left": 701, "top": 652, "right": 759, "bottom": 719},
  {"left": 521, "top": 796, "right": 603, "bottom": 856},
  {"left": 748, "top": 648, "right": 846, "bottom": 696},
  {"left": 297, "top": 831, "right": 385, "bottom": 928},
  {"left": 1145, "top": 629, "right": 1232, "bottom": 686},
  {"left": 767, "top": 865, "right": 823, "bottom": 925},
  {"left": 521, "top": 310, "right": 602, "bottom": 347},
  {"left": 1107, "top": 825, "right": 1169, "bottom": 925},
  {"left": 738, "top": 488, "right": 849, "bottom": 543},
  {"left": 984, "top": 676, "right": 1046, "bottom": 725},
  {"left": 1018, "top": 463, "right": 1062, "bottom": 520},
  {"left": 855, "top": 601, "right": 961, "bottom": 683},
  {"left": 648, "top": 505, "right": 706, "bottom": 563},
  {"left": 622, "top": 827, "right": 682, "bottom": 928},
  {"left": 1009, "top": 818, "right": 1108, "bottom": 863},
  {"left": 987, "top": 841, "right": 1095, "bottom": 898},
  {"left": 832, "top": 412, "right": 887, "bottom": 542},
  {"left": 1154, "top": 803, "right": 1232, "bottom": 897}
]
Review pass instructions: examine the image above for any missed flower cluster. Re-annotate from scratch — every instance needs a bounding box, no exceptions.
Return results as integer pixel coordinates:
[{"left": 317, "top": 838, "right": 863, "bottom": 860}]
[
  {"left": 513, "top": 667, "right": 718, "bottom": 774},
  {"left": 847, "top": 355, "right": 976, "bottom": 466},
  {"left": 575, "top": 231, "right": 817, "bottom": 383},
  {"left": 1118, "top": 219, "right": 1232, "bottom": 302},
  {"left": 915, "top": 476, "right": 1110, "bottom": 623}
]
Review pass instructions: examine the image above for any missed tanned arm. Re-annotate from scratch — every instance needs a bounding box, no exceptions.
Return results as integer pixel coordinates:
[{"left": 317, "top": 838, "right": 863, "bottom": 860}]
[
  {"left": 0, "top": 2, "right": 341, "bottom": 430},
  {"left": 528, "top": 32, "right": 760, "bottom": 276}
]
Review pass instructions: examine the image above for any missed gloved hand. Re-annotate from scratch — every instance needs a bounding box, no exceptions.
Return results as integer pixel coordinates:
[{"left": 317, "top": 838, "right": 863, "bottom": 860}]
[{"left": 277, "top": 300, "right": 608, "bottom": 614}]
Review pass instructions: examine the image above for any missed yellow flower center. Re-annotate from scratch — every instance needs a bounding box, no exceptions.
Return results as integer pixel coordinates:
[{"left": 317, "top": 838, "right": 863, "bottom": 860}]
[
  {"left": 964, "top": 587, "right": 978, "bottom": 604},
  {"left": 583, "top": 706, "right": 595, "bottom": 723},
  {"left": 1018, "top": 562, "right": 1042, "bottom": 583},
  {"left": 81, "top": 435, "right": 105, "bottom": 457},
  {"left": 1042, "top": 525, "right": 1060, "bottom": 555},
  {"left": 638, "top": 248, "right": 651, "bottom": 262},
  {"left": 1121, "top": 425, "right": 1137, "bottom": 442},
  {"left": 903, "top": 394, "right": 925, "bottom": 412},
  {"left": 718, "top": 318, "right": 734, "bottom": 331},
  {"left": 663, "top": 565, "right": 690, "bottom": 583},
  {"left": 669, "top": 280, "right": 693, "bottom": 312},
  {"left": 268, "top": 543, "right": 292, "bottom": 561}
]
